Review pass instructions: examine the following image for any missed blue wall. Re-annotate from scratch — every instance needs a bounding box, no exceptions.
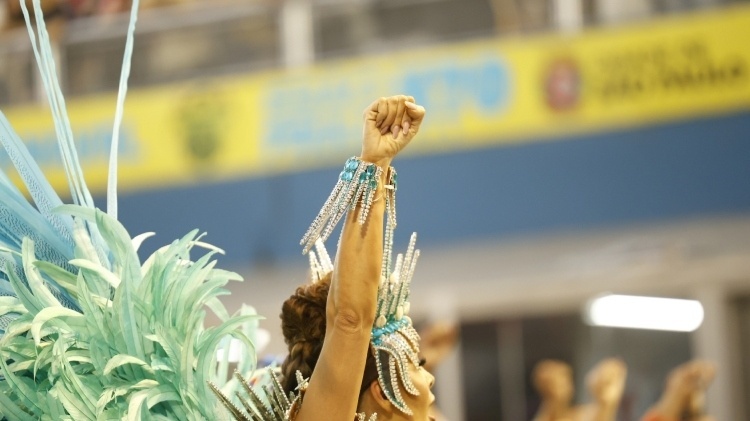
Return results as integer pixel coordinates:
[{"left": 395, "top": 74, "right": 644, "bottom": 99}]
[{"left": 114, "top": 110, "right": 750, "bottom": 268}]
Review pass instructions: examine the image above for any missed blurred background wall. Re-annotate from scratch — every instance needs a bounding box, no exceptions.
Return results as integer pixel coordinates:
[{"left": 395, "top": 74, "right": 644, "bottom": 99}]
[{"left": 2, "top": 0, "right": 750, "bottom": 419}]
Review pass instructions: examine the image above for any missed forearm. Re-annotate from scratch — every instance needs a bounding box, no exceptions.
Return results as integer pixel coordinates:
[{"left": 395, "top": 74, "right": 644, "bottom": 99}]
[
  {"left": 297, "top": 160, "right": 390, "bottom": 421},
  {"left": 330, "top": 158, "right": 391, "bottom": 329}
]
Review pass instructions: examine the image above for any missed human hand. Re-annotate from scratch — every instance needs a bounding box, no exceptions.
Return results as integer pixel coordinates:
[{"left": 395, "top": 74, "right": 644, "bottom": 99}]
[
  {"left": 361, "top": 95, "right": 425, "bottom": 167},
  {"left": 652, "top": 360, "right": 715, "bottom": 418},
  {"left": 665, "top": 360, "right": 714, "bottom": 403},
  {"left": 586, "top": 358, "right": 627, "bottom": 406}
]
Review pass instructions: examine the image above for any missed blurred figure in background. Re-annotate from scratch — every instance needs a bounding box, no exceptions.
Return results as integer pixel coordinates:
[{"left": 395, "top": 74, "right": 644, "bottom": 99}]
[
  {"left": 641, "top": 360, "right": 716, "bottom": 421},
  {"left": 532, "top": 358, "right": 627, "bottom": 421},
  {"left": 533, "top": 360, "right": 576, "bottom": 421},
  {"left": 579, "top": 359, "right": 628, "bottom": 421}
]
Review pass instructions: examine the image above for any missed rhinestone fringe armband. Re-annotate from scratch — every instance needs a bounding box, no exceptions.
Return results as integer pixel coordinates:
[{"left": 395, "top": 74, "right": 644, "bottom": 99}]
[{"left": 301, "top": 156, "right": 395, "bottom": 254}]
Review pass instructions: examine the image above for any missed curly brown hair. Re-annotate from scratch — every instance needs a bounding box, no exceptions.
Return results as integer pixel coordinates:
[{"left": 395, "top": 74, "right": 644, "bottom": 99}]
[{"left": 279, "top": 272, "right": 379, "bottom": 395}]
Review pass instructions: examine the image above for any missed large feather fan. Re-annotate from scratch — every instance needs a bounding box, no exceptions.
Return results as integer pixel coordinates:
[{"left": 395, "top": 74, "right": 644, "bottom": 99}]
[{"left": 0, "top": 1, "right": 256, "bottom": 419}]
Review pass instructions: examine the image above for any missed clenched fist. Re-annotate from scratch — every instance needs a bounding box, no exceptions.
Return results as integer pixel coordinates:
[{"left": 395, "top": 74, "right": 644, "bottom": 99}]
[{"left": 361, "top": 95, "right": 426, "bottom": 167}]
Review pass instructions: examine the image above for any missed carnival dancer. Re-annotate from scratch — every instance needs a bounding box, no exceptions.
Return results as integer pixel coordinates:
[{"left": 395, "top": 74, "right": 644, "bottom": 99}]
[
  {"left": 211, "top": 95, "right": 433, "bottom": 421},
  {"left": 532, "top": 358, "right": 626, "bottom": 421},
  {"left": 0, "top": 1, "right": 435, "bottom": 419}
]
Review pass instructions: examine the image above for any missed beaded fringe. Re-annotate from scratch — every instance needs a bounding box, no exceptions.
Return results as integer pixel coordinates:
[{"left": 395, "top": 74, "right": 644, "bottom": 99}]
[{"left": 300, "top": 157, "right": 396, "bottom": 254}]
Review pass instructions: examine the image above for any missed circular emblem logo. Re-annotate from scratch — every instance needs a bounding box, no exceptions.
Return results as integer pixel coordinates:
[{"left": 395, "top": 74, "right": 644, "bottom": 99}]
[{"left": 544, "top": 57, "right": 581, "bottom": 111}]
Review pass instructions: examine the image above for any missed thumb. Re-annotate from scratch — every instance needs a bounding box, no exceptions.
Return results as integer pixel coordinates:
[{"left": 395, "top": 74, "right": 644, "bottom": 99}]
[{"left": 404, "top": 101, "right": 425, "bottom": 131}]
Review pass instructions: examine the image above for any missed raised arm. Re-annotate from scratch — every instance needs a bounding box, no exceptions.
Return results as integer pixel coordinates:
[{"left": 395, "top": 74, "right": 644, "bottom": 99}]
[
  {"left": 295, "top": 95, "right": 425, "bottom": 421},
  {"left": 577, "top": 358, "right": 627, "bottom": 421},
  {"left": 641, "top": 360, "right": 715, "bottom": 421}
]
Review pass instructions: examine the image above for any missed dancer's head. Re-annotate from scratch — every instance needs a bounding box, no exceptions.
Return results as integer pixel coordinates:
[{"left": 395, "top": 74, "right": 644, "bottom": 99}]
[
  {"left": 279, "top": 272, "right": 332, "bottom": 393},
  {"left": 533, "top": 360, "right": 574, "bottom": 404},
  {"left": 356, "top": 353, "right": 435, "bottom": 421}
]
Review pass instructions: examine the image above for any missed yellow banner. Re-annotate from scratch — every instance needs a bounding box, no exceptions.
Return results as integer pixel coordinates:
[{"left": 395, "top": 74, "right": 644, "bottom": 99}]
[{"left": 3, "top": 5, "right": 749, "bottom": 193}]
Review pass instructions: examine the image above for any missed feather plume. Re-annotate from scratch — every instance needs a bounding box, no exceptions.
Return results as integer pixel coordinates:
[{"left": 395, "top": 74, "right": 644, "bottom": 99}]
[{"left": 0, "top": 0, "right": 258, "bottom": 418}]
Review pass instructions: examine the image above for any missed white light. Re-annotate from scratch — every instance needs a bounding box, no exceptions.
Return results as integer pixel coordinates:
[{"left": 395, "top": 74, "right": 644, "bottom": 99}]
[{"left": 585, "top": 294, "right": 704, "bottom": 332}]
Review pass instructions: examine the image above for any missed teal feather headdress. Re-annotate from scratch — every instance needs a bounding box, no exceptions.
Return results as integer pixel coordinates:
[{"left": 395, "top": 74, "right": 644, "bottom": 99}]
[{"left": 0, "top": 1, "right": 257, "bottom": 419}]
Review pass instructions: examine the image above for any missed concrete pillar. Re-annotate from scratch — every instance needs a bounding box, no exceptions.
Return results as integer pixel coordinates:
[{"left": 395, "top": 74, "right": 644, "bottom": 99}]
[
  {"left": 0, "top": 1, "right": 7, "bottom": 30},
  {"left": 497, "top": 320, "right": 527, "bottom": 421},
  {"left": 280, "top": 0, "right": 315, "bottom": 68},
  {"left": 691, "top": 286, "right": 741, "bottom": 421},
  {"left": 596, "top": 0, "right": 652, "bottom": 24},
  {"left": 554, "top": 0, "right": 584, "bottom": 33},
  {"left": 427, "top": 289, "right": 465, "bottom": 421}
]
